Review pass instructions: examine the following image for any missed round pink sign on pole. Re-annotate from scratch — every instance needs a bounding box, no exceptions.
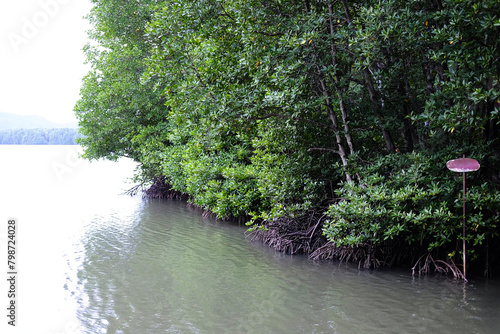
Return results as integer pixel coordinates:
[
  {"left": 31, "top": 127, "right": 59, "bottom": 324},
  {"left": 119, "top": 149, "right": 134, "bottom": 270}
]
[
  {"left": 446, "top": 158, "right": 480, "bottom": 173},
  {"left": 446, "top": 156, "right": 480, "bottom": 281}
]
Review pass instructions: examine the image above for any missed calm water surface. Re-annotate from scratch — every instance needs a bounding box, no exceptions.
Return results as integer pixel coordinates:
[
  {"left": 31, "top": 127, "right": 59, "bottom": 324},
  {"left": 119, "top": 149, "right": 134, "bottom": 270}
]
[{"left": 1, "top": 146, "right": 499, "bottom": 334}]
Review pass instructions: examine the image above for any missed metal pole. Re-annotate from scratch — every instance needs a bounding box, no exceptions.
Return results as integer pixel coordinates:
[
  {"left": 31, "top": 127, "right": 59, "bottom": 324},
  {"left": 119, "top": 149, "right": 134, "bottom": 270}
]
[
  {"left": 446, "top": 155, "right": 479, "bottom": 282},
  {"left": 463, "top": 170, "right": 466, "bottom": 280}
]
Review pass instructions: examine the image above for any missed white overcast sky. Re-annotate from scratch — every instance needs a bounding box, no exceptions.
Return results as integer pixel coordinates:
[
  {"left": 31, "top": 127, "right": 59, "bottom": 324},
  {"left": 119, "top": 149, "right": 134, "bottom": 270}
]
[{"left": 0, "top": 0, "right": 94, "bottom": 124}]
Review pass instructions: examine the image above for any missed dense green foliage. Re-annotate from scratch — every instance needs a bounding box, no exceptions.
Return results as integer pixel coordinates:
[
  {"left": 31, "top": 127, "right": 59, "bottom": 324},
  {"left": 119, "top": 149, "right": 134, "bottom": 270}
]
[
  {"left": 325, "top": 152, "right": 499, "bottom": 265},
  {"left": 76, "top": 0, "right": 500, "bottom": 273},
  {"left": 0, "top": 128, "right": 80, "bottom": 145}
]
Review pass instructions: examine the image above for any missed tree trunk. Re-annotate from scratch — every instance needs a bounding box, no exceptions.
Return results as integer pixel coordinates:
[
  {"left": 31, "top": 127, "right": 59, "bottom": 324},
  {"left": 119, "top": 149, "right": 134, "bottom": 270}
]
[
  {"left": 318, "top": 76, "right": 352, "bottom": 183},
  {"left": 328, "top": 4, "right": 355, "bottom": 156},
  {"left": 363, "top": 69, "right": 396, "bottom": 153}
]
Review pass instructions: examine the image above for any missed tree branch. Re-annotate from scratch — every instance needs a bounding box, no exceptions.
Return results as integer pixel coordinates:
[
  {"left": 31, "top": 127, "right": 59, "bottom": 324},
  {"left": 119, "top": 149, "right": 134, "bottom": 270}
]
[{"left": 218, "top": 3, "right": 235, "bottom": 21}]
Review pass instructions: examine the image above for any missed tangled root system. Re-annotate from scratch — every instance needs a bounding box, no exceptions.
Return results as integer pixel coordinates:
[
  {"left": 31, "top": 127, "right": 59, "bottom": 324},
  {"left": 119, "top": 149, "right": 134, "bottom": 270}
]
[
  {"left": 126, "top": 176, "right": 188, "bottom": 200},
  {"left": 248, "top": 212, "right": 328, "bottom": 255}
]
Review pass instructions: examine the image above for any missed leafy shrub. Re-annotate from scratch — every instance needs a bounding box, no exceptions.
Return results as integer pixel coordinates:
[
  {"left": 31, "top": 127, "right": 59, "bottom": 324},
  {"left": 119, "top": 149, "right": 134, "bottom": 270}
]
[{"left": 323, "top": 152, "right": 500, "bottom": 263}]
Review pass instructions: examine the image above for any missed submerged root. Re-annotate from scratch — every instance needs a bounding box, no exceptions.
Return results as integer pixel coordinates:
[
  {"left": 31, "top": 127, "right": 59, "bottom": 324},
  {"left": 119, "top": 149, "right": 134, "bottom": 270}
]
[
  {"left": 310, "top": 242, "right": 383, "bottom": 269},
  {"left": 412, "top": 253, "right": 466, "bottom": 281},
  {"left": 248, "top": 212, "right": 328, "bottom": 255},
  {"left": 248, "top": 210, "right": 386, "bottom": 268},
  {"left": 145, "top": 180, "right": 188, "bottom": 200},
  {"left": 247, "top": 212, "right": 383, "bottom": 269},
  {"left": 249, "top": 212, "right": 385, "bottom": 268}
]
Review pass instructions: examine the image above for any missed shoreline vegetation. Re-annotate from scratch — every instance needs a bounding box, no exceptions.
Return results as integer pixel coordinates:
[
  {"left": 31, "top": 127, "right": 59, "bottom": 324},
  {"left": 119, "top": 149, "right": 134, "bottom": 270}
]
[
  {"left": 132, "top": 172, "right": 497, "bottom": 280},
  {"left": 78, "top": 0, "right": 500, "bottom": 280}
]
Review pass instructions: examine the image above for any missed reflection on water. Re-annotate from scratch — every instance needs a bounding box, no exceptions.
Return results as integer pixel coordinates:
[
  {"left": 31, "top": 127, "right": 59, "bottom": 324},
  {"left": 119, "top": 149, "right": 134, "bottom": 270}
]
[
  {"left": 1, "top": 146, "right": 499, "bottom": 334},
  {"left": 69, "top": 200, "right": 500, "bottom": 334}
]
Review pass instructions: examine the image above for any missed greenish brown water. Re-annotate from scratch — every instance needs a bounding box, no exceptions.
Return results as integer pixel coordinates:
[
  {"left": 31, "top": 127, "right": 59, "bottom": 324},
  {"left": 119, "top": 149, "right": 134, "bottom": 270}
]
[
  {"left": 65, "top": 199, "right": 500, "bottom": 334},
  {"left": 1, "top": 146, "right": 499, "bottom": 334}
]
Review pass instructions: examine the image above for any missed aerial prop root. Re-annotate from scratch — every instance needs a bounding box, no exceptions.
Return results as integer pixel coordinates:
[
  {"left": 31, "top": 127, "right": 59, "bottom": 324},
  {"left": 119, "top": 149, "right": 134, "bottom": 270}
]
[
  {"left": 125, "top": 176, "right": 188, "bottom": 200},
  {"left": 248, "top": 212, "right": 328, "bottom": 255},
  {"left": 412, "top": 253, "right": 466, "bottom": 281}
]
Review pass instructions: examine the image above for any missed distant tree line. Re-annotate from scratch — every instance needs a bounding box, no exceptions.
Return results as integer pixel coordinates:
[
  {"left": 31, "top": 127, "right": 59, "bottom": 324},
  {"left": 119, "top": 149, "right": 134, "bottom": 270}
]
[{"left": 0, "top": 128, "right": 81, "bottom": 145}]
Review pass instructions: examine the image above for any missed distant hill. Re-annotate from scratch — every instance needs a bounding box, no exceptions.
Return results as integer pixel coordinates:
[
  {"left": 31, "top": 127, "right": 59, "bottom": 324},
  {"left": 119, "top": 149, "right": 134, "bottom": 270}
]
[
  {"left": 0, "top": 128, "right": 82, "bottom": 145},
  {"left": 0, "top": 111, "right": 78, "bottom": 129}
]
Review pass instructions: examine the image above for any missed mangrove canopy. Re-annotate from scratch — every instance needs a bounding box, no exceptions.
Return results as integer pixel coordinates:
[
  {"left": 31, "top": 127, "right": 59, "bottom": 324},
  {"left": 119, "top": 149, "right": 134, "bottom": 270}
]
[{"left": 76, "top": 0, "right": 500, "bottom": 277}]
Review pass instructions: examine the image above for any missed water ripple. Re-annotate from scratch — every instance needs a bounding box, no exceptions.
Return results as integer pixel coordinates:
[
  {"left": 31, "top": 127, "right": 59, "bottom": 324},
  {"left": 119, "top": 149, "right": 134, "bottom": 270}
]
[{"left": 64, "top": 199, "right": 500, "bottom": 334}]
